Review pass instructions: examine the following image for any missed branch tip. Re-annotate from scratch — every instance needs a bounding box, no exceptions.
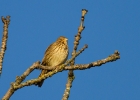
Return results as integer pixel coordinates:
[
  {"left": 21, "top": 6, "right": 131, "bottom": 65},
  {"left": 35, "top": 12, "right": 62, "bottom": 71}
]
[
  {"left": 85, "top": 44, "right": 88, "bottom": 48},
  {"left": 82, "top": 9, "right": 88, "bottom": 16},
  {"left": 114, "top": 50, "right": 120, "bottom": 55}
]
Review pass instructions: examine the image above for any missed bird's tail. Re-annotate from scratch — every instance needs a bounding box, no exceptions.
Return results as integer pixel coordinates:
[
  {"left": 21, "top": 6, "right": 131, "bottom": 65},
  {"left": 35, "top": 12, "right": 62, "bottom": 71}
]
[{"left": 37, "top": 70, "right": 47, "bottom": 87}]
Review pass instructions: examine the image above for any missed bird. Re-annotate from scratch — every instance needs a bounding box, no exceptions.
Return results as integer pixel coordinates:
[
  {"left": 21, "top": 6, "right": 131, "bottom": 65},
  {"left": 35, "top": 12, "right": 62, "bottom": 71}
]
[{"left": 37, "top": 36, "right": 69, "bottom": 87}]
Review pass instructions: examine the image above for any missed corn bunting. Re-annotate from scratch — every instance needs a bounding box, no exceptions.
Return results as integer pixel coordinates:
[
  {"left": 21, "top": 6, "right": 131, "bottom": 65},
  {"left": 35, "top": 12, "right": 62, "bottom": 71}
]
[{"left": 37, "top": 36, "right": 69, "bottom": 87}]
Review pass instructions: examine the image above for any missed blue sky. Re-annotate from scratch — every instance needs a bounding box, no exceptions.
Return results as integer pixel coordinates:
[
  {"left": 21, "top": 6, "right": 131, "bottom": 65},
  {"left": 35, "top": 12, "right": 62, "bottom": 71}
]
[{"left": 0, "top": 0, "right": 140, "bottom": 100}]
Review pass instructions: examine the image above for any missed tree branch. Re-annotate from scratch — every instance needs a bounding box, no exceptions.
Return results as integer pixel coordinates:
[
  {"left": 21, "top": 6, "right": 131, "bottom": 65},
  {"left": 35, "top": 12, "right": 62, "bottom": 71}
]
[
  {"left": 65, "top": 50, "right": 120, "bottom": 70},
  {"left": 62, "top": 9, "right": 88, "bottom": 100},
  {"left": 0, "top": 16, "right": 10, "bottom": 76}
]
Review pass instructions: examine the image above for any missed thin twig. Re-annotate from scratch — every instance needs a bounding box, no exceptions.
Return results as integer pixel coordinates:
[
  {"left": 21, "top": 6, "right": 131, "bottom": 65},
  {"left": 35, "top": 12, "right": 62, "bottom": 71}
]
[
  {"left": 15, "top": 61, "right": 41, "bottom": 85},
  {"left": 64, "top": 51, "right": 120, "bottom": 70},
  {"left": 62, "top": 9, "right": 88, "bottom": 100},
  {"left": 0, "top": 16, "right": 10, "bottom": 76}
]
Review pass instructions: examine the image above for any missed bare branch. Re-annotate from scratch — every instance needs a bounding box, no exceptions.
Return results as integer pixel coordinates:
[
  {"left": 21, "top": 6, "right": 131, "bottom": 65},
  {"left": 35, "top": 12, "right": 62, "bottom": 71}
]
[
  {"left": 0, "top": 16, "right": 10, "bottom": 76},
  {"left": 62, "top": 9, "right": 88, "bottom": 100},
  {"left": 65, "top": 51, "right": 120, "bottom": 70},
  {"left": 15, "top": 61, "right": 41, "bottom": 85}
]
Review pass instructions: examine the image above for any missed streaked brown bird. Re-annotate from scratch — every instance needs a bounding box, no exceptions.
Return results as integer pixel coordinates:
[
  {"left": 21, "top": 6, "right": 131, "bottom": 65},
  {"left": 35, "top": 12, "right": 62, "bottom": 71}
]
[{"left": 37, "top": 36, "right": 69, "bottom": 87}]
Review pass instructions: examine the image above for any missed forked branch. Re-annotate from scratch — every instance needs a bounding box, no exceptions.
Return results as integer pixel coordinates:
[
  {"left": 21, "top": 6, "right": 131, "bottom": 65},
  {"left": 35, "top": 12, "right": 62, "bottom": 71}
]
[{"left": 62, "top": 9, "right": 88, "bottom": 100}]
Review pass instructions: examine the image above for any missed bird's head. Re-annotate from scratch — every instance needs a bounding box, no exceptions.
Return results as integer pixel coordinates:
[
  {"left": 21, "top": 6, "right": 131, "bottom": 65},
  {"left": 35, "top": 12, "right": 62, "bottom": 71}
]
[{"left": 57, "top": 36, "right": 68, "bottom": 44}]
